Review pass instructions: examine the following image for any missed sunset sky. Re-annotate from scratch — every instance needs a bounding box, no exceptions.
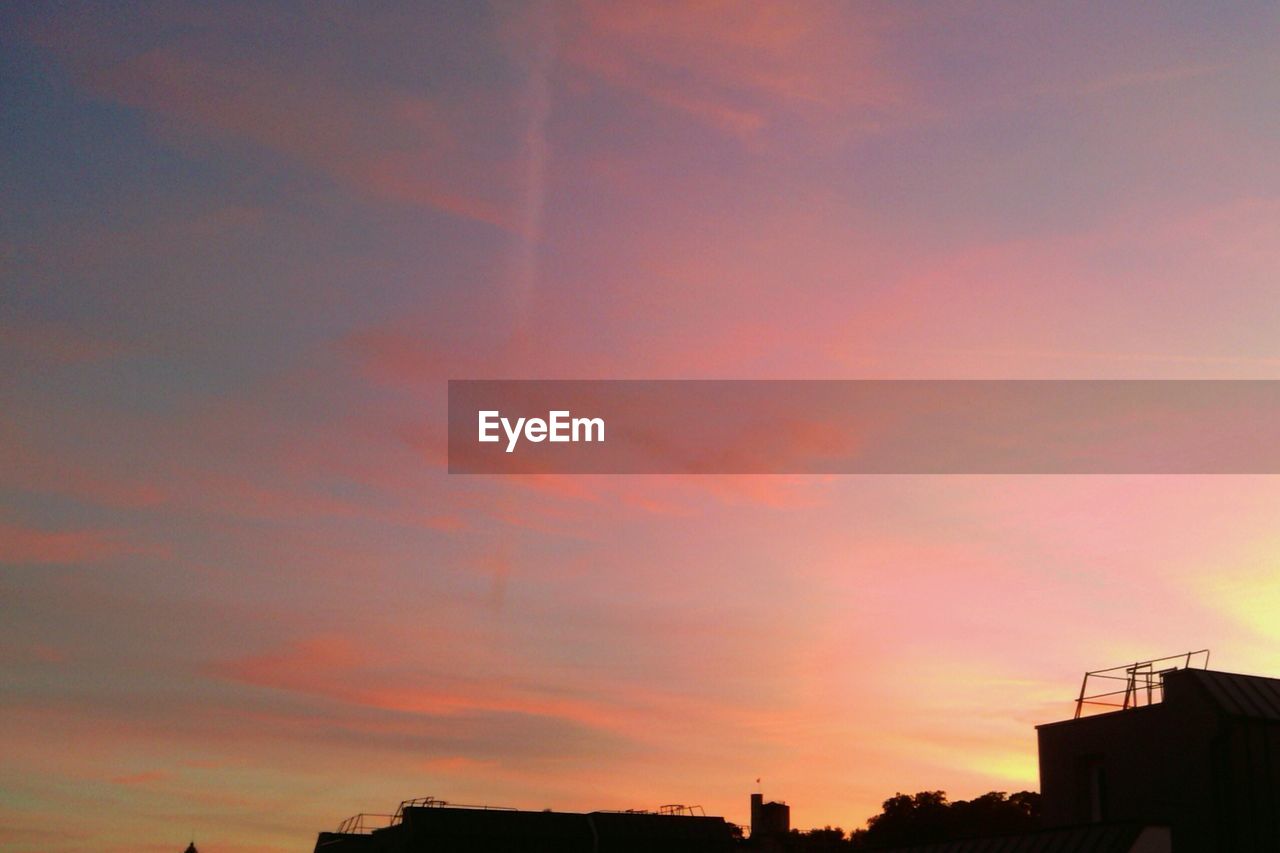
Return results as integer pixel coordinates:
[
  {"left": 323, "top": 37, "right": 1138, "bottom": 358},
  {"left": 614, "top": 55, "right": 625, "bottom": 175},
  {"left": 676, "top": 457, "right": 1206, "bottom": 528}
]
[{"left": 4, "top": 2, "right": 1280, "bottom": 851}]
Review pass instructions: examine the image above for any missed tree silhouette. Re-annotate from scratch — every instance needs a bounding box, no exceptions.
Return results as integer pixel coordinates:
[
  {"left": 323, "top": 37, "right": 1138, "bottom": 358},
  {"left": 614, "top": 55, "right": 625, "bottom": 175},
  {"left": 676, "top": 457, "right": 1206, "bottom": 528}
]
[
  {"left": 741, "top": 790, "right": 1041, "bottom": 850},
  {"left": 847, "top": 790, "right": 1041, "bottom": 849}
]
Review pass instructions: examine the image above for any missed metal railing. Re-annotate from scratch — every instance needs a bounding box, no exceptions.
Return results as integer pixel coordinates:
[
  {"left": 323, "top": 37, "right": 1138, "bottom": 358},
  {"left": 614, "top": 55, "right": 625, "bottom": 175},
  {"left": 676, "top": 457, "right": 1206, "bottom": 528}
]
[
  {"left": 595, "top": 804, "right": 706, "bottom": 817},
  {"left": 334, "top": 813, "right": 395, "bottom": 835},
  {"left": 658, "top": 804, "right": 705, "bottom": 816},
  {"left": 1074, "top": 650, "right": 1210, "bottom": 719},
  {"left": 334, "top": 796, "right": 710, "bottom": 834},
  {"left": 335, "top": 796, "right": 517, "bottom": 834}
]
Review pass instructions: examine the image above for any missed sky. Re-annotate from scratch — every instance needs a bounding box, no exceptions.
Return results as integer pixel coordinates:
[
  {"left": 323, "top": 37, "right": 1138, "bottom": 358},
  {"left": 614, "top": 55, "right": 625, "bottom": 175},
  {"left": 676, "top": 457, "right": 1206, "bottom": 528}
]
[{"left": 3, "top": 1, "right": 1280, "bottom": 850}]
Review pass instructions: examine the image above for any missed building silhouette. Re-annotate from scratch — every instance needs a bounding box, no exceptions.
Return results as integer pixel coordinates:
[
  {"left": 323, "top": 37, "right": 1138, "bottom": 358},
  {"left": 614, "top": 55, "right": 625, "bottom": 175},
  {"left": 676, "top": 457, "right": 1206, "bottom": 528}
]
[
  {"left": 1038, "top": 655, "right": 1280, "bottom": 851},
  {"left": 313, "top": 797, "right": 736, "bottom": 853},
  {"left": 749, "top": 792, "right": 790, "bottom": 841},
  {"left": 879, "top": 652, "right": 1279, "bottom": 852}
]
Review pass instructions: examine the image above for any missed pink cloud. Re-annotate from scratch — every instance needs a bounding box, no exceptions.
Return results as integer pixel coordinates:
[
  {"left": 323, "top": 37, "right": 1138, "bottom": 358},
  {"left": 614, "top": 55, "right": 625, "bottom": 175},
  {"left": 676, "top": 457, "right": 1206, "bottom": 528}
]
[
  {"left": 561, "top": 1, "right": 900, "bottom": 137},
  {"left": 0, "top": 521, "right": 138, "bottom": 565},
  {"left": 0, "top": 416, "right": 170, "bottom": 511},
  {"left": 41, "top": 26, "right": 518, "bottom": 229}
]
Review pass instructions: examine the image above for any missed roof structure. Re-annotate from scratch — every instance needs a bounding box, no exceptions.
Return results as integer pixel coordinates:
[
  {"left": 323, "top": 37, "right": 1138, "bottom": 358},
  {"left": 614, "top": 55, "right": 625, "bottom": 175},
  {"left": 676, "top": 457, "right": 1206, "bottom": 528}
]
[
  {"left": 315, "top": 797, "right": 736, "bottom": 852},
  {"left": 1178, "top": 668, "right": 1280, "bottom": 721}
]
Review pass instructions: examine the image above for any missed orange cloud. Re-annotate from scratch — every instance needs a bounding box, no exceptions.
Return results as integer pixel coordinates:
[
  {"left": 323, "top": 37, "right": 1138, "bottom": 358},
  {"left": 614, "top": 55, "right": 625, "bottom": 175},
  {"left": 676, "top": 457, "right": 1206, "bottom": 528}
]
[
  {"left": 110, "top": 770, "right": 171, "bottom": 786},
  {"left": 212, "top": 634, "right": 633, "bottom": 733},
  {"left": 211, "top": 633, "right": 778, "bottom": 747}
]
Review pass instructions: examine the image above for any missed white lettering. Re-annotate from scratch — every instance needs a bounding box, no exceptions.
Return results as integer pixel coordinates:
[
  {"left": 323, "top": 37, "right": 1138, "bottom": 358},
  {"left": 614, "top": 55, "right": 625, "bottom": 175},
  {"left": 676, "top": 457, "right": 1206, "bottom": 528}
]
[
  {"left": 502, "top": 416, "right": 526, "bottom": 453},
  {"left": 573, "top": 416, "right": 605, "bottom": 442},
  {"left": 478, "top": 411, "right": 500, "bottom": 443},
  {"left": 479, "top": 410, "right": 605, "bottom": 453},
  {"left": 549, "top": 410, "right": 570, "bottom": 442}
]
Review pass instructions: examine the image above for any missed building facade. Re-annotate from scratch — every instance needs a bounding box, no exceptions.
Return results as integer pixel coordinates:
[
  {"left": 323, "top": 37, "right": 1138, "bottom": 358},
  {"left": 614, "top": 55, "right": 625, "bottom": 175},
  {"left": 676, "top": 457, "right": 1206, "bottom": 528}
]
[{"left": 1038, "top": 667, "right": 1280, "bottom": 851}]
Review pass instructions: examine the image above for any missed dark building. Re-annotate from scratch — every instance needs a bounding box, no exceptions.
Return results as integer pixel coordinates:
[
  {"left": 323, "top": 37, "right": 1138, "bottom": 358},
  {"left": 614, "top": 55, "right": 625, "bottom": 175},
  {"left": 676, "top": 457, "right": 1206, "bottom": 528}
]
[
  {"left": 1038, "top": 657, "right": 1280, "bottom": 851},
  {"left": 313, "top": 797, "right": 737, "bottom": 853},
  {"left": 749, "top": 792, "right": 790, "bottom": 839},
  {"left": 878, "top": 652, "right": 1280, "bottom": 852},
  {"left": 875, "top": 823, "right": 1170, "bottom": 853}
]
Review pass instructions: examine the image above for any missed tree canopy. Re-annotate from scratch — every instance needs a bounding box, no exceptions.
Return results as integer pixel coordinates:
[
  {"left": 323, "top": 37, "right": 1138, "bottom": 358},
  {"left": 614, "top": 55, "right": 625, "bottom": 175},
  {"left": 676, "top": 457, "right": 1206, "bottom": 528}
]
[
  {"left": 850, "top": 790, "right": 1041, "bottom": 849},
  {"left": 746, "top": 790, "right": 1041, "bottom": 850}
]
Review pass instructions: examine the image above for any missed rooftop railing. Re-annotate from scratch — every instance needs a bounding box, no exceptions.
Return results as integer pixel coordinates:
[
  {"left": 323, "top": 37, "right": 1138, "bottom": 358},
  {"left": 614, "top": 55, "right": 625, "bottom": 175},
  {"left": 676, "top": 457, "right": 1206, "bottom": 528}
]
[{"left": 1074, "top": 649, "right": 1210, "bottom": 719}]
